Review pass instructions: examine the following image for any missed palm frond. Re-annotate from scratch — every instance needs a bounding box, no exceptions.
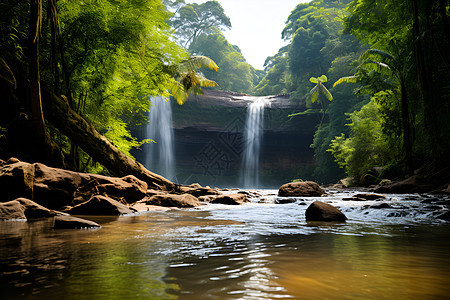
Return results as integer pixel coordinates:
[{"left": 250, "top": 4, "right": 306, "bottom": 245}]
[
  {"left": 0, "top": 56, "right": 16, "bottom": 89},
  {"left": 359, "top": 60, "right": 393, "bottom": 76},
  {"left": 182, "top": 55, "right": 218, "bottom": 72},
  {"left": 360, "top": 49, "right": 396, "bottom": 68},
  {"left": 333, "top": 75, "right": 358, "bottom": 87},
  {"left": 318, "top": 74, "right": 328, "bottom": 83},
  {"left": 319, "top": 82, "right": 333, "bottom": 101},
  {"left": 309, "top": 84, "right": 320, "bottom": 103},
  {"left": 288, "top": 109, "right": 322, "bottom": 117}
]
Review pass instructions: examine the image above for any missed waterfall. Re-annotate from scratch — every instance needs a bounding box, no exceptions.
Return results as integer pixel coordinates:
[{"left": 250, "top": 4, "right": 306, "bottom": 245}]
[
  {"left": 144, "top": 96, "right": 175, "bottom": 180},
  {"left": 241, "top": 98, "right": 266, "bottom": 188}
]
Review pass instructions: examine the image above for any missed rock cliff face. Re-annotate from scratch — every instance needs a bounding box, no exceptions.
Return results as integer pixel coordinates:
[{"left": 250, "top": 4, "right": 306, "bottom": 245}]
[{"left": 134, "top": 91, "right": 319, "bottom": 188}]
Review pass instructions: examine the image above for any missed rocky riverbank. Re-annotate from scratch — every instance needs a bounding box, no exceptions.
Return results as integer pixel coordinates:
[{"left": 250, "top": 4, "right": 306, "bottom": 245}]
[{"left": 1, "top": 158, "right": 449, "bottom": 228}]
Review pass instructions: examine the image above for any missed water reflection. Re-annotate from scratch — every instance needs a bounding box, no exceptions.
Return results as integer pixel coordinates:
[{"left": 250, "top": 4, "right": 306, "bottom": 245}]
[{"left": 1, "top": 196, "right": 450, "bottom": 299}]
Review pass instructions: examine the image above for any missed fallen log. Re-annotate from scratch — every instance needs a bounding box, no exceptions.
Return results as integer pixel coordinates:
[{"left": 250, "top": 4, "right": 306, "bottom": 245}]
[{"left": 41, "top": 90, "right": 175, "bottom": 191}]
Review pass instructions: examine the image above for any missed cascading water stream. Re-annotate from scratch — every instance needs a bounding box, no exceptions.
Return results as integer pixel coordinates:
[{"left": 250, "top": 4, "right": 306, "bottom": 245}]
[
  {"left": 240, "top": 98, "right": 266, "bottom": 188},
  {"left": 144, "top": 96, "right": 175, "bottom": 180}
]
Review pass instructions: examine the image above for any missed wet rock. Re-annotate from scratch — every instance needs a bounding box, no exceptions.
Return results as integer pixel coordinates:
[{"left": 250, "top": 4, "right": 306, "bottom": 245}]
[
  {"left": 198, "top": 195, "right": 216, "bottom": 203},
  {"left": 177, "top": 184, "right": 222, "bottom": 197},
  {"left": 188, "top": 188, "right": 222, "bottom": 198},
  {"left": 275, "top": 198, "right": 297, "bottom": 204},
  {"left": 0, "top": 200, "right": 26, "bottom": 220},
  {"left": 146, "top": 189, "right": 168, "bottom": 197},
  {"left": 211, "top": 194, "right": 249, "bottom": 205},
  {"left": 420, "top": 199, "right": 434, "bottom": 204},
  {"left": 370, "top": 203, "right": 392, "bottom": 209},
  {"left": 0, "top": 198, "right": 59, "bottom": 220},
  {"left": 437, "top": 211, "right": 450, "bottom": 221},
  {"left": 387, "top": 211, "right": 409, "bottom": 217},
  {"left": 144, "top": 194, "right": 201, "bottom": 208},
  {"left": 0, "top": 159, "right": 36, "bottom": 202},
  {"left": 73, "top": 175, "right": 148, "bottom": 204},
  {"left": 0, "top": 159, "right": 148, "bottom": 210},
  {"left": 342, "top": 197, "right": 369, "bottom": 201},
  {"left": 373, "top": 175, "right": 435, "bottom": 193},
  {"left": 305, "top": 201, "right": 347, "bottom": 222},
  {"left": 353, "top": 193, "right": 386, "bottom": 200},
  {"left": 68, "top": 195, "right": 137, "bottom": 215},
  {"left": 425, "top": 205, "right": 442, "bottom": 210},
  {"left": 278, "top": 181, "right": 325, "bottom": 197},
  {"left": 53, "top": 215, "right": 100, "bottom": 229}
]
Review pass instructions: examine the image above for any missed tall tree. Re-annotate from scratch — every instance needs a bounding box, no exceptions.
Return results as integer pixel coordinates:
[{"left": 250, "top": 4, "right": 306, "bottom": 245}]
[{"left": 170, "top": 0, "right": 231, "bottom": 48}]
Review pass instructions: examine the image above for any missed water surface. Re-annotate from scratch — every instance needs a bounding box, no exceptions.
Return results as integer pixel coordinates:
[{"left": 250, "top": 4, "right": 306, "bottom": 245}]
[{"left": 1, "top": 190, "right": 449, "bottom": 299}]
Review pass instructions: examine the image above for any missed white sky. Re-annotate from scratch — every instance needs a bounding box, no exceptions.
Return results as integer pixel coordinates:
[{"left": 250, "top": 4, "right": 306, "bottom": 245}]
[{"left": 185, "top": 0, "right": 310, "bottom": 70}]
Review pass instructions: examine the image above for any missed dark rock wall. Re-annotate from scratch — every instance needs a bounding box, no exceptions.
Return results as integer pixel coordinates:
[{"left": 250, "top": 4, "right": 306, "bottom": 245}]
[{"left": 133, "top": 91, "right": 318, "bottom": 188}]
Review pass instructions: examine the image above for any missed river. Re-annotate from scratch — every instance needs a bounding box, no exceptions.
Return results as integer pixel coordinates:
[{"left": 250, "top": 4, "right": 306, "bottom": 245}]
[{"left": 1, "top": 189, "right": 449, "bottom": 299}]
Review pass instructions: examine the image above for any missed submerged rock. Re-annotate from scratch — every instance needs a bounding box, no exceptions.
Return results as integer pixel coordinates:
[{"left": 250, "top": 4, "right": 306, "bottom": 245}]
[
  {"left": 437, "top": 211, "right": 450, "bottom": 221},
  {"left": 53, "top": 215, "right": 100, "bottom": 229},
  {"left": 211, "top": 194, "right": 249, "bottom": 205},
  {"left": 144, "top": 194, "right": 201, "bottom": 208},
  {"left": 305, "top": 201, "right": 347, "bottom": 222},
  {"left": 278, "top": 181, "right": 325, "bottom": 197},
  {"left": 370, "top": 203, "right": 392, "bottom": 209},
  {"left": 343, "top": 193, "right": 387, "bottom": 201},
  {"left": 275, "top": 198, "right": 297, "bottom": 204},
  {"left": 68, "top": 195, "right": 137, "bottom": 215},
  {"left": 353, "top": 193, "right": 386, "bottom": 200}
]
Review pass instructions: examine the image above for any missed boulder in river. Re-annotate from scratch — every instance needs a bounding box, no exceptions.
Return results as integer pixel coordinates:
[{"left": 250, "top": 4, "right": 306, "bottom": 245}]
[
  {"left": 353, "top": 193, "right": 386, "bottom": 200},
  {"left": 144, "top": 194, "right": 201, "bottom": 208},
  {"left": 73, "top": 174, "right": 148, "bottom": 204},
  {"left": 0, "top": 158, "right": 149, "bottom": 210},
  {"left": 68, "top": 195, "right": 137, "bottom": 215},
  {"left": 343, "top": 193, "right": 386, "bottom": 201},
  {"left": 305, "top": 201, "right": 347, "bottom": 222},
  {"left": 177, "top": 184, "right": 222, "bottom": 197},
  {"left": 278, "top": 181, "right": 325, "bottom": 197},
  {"left": 211, "top": 194, "right": 249, "bottom": 205},
  {"left": 370, "top": 203, "right": 392, "bottom": 209},
  {"left": 0, "top": 198, "right": 59, "bottom": 220},
  {"left": 53, "top": 215, "right": 100, "bottom": 229}
]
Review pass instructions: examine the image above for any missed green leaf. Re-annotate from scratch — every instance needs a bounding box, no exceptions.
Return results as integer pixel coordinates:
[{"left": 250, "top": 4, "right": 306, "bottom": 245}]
[
  {"left": 333, "top": 76, "right": 359, "bottom": 87},
  {"left": 310, "top": 77, "right": 318, "bottom": 83},
  {"left": 310, "top": 84, "right": 320, "bottom": 103},
  {"left": 318, "top": 75, "right": 328, "bottom": 83}
]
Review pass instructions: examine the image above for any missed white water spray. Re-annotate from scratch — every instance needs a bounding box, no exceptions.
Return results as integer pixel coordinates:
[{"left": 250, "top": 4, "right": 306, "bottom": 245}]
[
  {"left": 241, "top": 98, "right": 266, "bottom": 188},
  {"left": 144, "top": 96, "right": 175, "bottom": 180}
]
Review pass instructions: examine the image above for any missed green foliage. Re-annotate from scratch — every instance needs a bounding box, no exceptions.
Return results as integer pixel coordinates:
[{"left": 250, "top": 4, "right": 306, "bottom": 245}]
[
  {"left": 255, "top": 49, "right": 291, "bottom": 95},
  {"left": 170, "top": 55, "right": 219, "bottom": 105},
  {"left": 328, "top": 97, "right": 398, "bottom": 179},
  {"left": 256, "top": 0, "right": 360, "bottom": 98},
  {"left": 170, "top": 0, "right": 231, "bottom": 48},
  {"left": 289, "top": 75, "right": 333, "bottom": 120},
  {"left": 309, "top": 75, "right": 333, "bottom": 103},
  {"left": 189, "top": 30, "right": 256, "bottom": 94},
  {"left": 344, "top": 0, "right": 450, "bottom": 169},
  {"left": 52, "top": 0, "right": 188, "bottom": 158}
]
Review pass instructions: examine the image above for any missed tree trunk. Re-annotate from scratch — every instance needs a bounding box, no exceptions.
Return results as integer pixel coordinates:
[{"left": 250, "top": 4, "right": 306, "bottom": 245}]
[
  {"left": 28, "top": 0, "right": 46, "bottom": 153},
  {"left": 411, "top": 0, "right": 438, "bottom": 160},
  {"left": 28, "top": 0, "right": 63, "bottom": 167},
  {"left": 41, "top": 90, "right": 176, "bottom": 191},
  {"left": 400, "top": 79, "right": 413, "bottom": 176}
]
